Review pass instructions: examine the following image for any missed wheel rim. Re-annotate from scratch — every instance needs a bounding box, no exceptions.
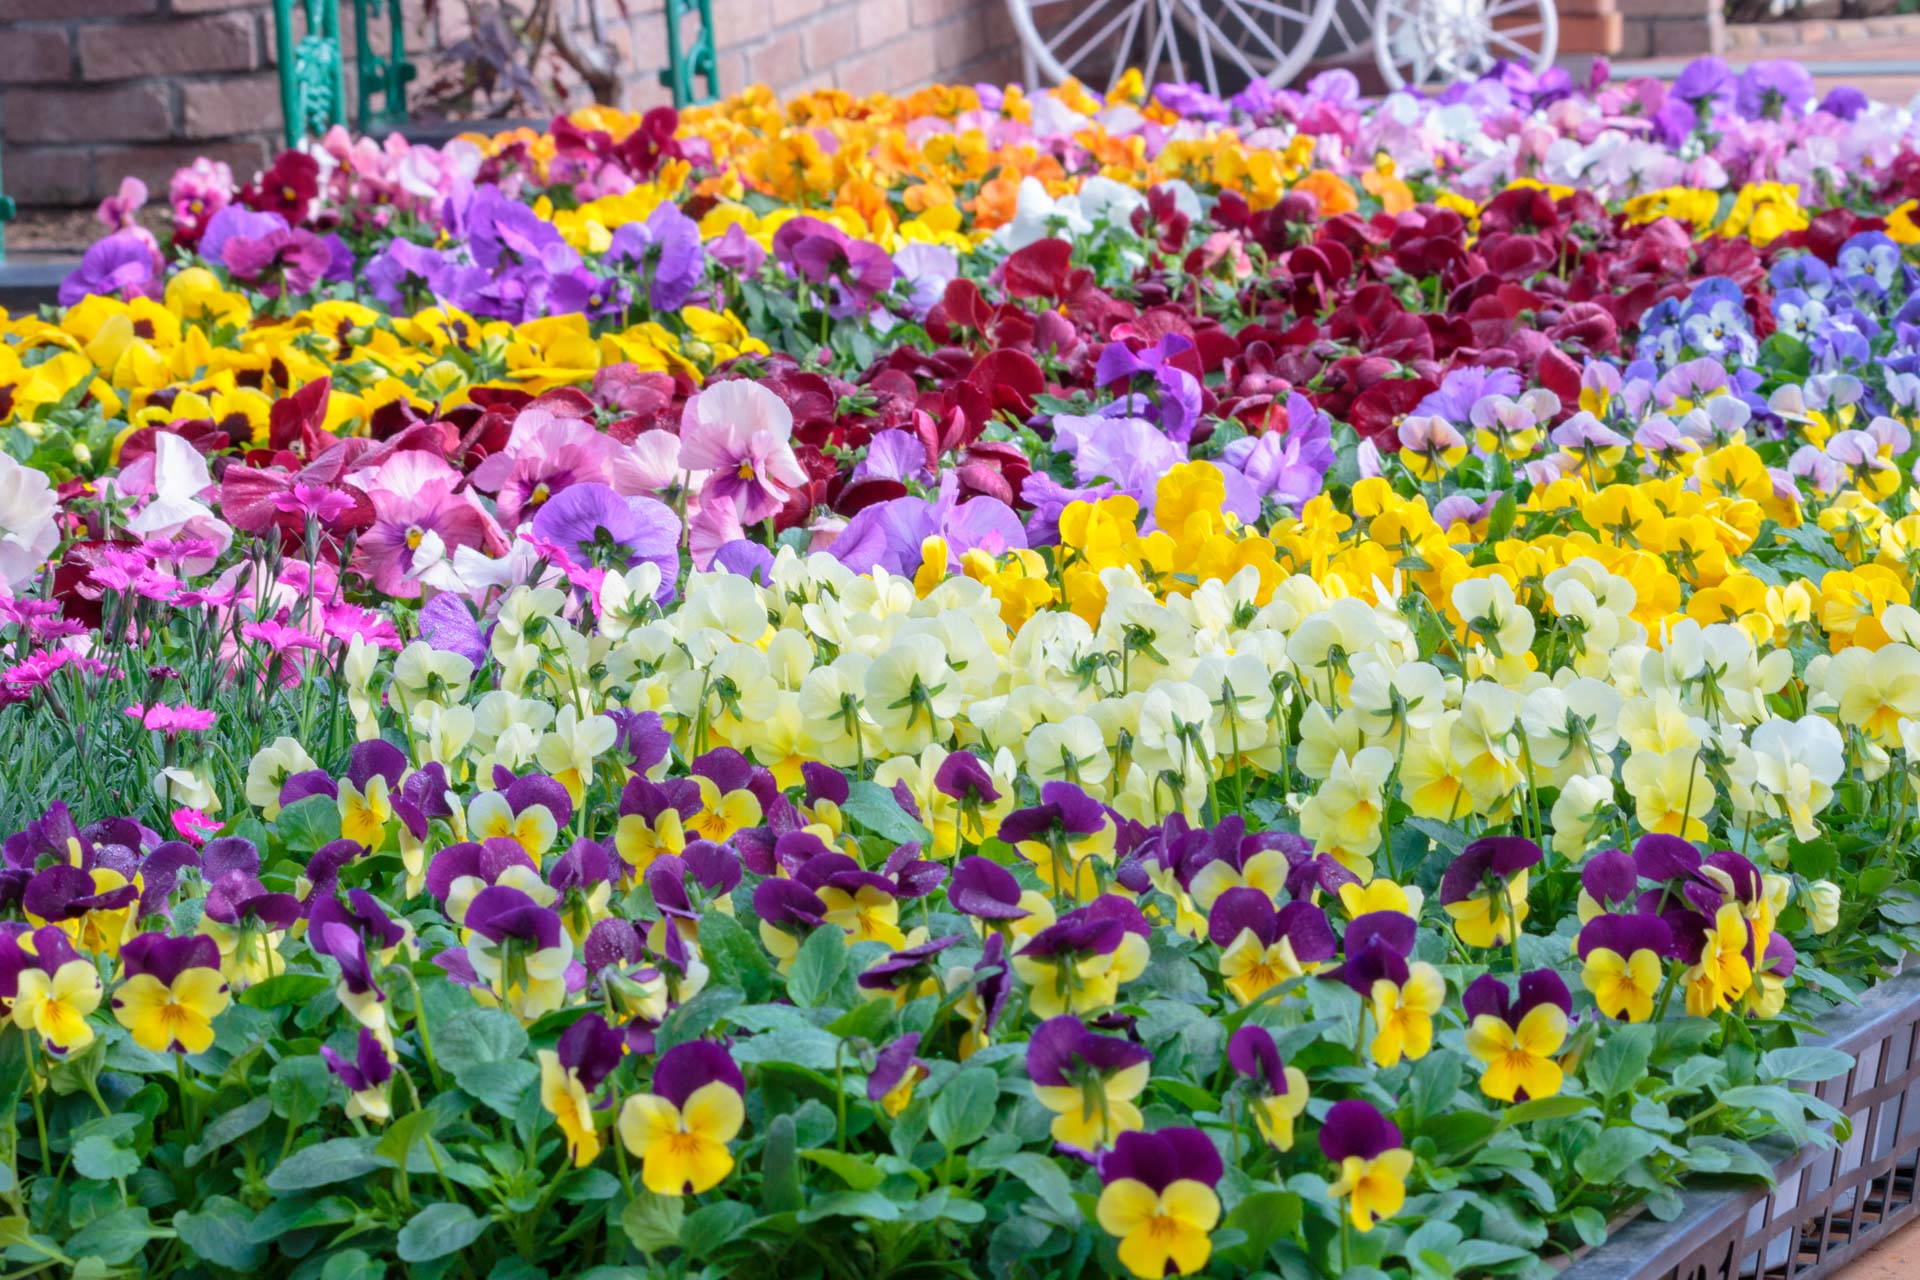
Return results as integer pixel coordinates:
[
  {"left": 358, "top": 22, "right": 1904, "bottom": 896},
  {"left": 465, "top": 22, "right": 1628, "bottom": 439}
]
[
  {"left": 1372, "top": 0, "right": 1556, "bottom": 88},
  {"left": 1004, "top": 0, "right": 1341, "bottom": 95}
]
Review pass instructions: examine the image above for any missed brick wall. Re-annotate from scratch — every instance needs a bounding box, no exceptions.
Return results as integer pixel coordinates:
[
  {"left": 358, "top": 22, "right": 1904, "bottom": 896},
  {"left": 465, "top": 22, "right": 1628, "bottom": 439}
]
[
  {"left": 1616, "top": 0, "right": 1726, "bottom": 58},
  {"left": 1, "top": 0, "right": 1022, "bottom": 210}
]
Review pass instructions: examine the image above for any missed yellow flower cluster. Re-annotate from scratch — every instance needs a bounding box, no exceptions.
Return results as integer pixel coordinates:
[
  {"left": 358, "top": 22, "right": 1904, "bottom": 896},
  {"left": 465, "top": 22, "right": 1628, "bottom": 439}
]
[{"left": 0, "top": 282, "right": 764, "bottom": 468}]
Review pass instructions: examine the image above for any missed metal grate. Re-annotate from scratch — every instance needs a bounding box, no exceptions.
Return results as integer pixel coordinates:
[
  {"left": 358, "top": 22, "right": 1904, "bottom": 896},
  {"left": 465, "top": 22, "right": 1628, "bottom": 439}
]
[{"left": 1562, "top": 969, "right": 1920, "bottom": 1280}]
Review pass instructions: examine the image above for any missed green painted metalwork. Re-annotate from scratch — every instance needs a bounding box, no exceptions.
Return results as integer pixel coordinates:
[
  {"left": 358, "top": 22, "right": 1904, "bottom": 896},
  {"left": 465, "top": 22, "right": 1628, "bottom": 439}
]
[
  {"left": 272, "top": 0, "right": 412, "bottom": 145},
  {"left": 353, "top": 0, "right": 416, "bottom": 136},
  {"left": 273, "top": 0, "right": 349, "bottom": 146},
  {"left": 660, "top": 0, "right": 721, "bottom": 108},
  {"left": 270, "top": 0, "right": 715, "bottom": 147},
  {"left": 0, "top": 150, "right": 15, "bottom": 264}
]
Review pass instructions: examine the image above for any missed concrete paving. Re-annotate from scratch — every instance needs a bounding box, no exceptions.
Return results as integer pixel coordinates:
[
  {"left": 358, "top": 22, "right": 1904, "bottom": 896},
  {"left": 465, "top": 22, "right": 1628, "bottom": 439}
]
[{"left": 1835, "top": 1221, "right": 1920, "bottom": 1279}]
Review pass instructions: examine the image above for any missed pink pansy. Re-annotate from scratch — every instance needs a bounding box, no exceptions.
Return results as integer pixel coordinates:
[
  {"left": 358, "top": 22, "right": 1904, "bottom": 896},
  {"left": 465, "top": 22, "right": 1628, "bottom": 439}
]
[
  {"left": 679, "top": 381, "right": 809, "bottom": 526},
  {"left": 97, "top": 177, "right": 148, "bottom": 231},
  {"left": 688, "top": 492, "right": 748, "bottom": 571},
  {"left": 470, "top": 407, "right": 617, "bottom": 529},
  {"left": 610, "top": 430, "right": 699, "bottom": 496},
  {"left": 356, "top": 452, "right": 506, "bottom": 599}
]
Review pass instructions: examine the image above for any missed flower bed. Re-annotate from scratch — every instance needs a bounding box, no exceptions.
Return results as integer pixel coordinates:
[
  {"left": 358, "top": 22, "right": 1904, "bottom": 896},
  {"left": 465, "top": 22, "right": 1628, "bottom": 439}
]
[
  {"left": 4, "top": 55, "right": 1920, "bottom": 1279},
  {"left": 1563, "top": 967, "right": 1920, "bottom": 1280}
]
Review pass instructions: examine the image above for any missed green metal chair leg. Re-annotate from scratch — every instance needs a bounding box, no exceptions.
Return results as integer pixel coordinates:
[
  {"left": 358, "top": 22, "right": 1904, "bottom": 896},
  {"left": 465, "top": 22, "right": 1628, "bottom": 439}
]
[
  {"left": 273, "top": 0, "right": 349, "bottom": 147},
  {"left": 0, "top": 150, "right": 15, "bottom": 265},
  {"left": 661, "top": 0, "right": 721, "bottom": 108},
  {"left": 354, "top": 0, "right": 416, "bottom": 135}
]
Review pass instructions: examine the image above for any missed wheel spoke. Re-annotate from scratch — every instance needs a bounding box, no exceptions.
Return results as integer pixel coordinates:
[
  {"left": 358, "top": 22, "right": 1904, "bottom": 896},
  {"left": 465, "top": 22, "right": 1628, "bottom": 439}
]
[
  {"left": 1232, "top": 0, "right": 1321, "bottom": 26},
  {"left": 1042, "top": 0, "right": 1122, "bottom": 63},
  {"left": 1109, "top": 0, "right": 1148, "bottom": 87},
  {"left": 1057, "top": 2, "right": 1136, "bottom": 77},
  {"left": 1206, "top": 0, "right": 1294, "bottom": 67},
  {"left": 1161, "top": 0, "right": 1187, "bottom": 86},
  {"left": 1179, "top": 0, "right": 1269, "bottom": 81},
  {"left": 1182, "top": 0, "right": 1226, "bottom": 94}
]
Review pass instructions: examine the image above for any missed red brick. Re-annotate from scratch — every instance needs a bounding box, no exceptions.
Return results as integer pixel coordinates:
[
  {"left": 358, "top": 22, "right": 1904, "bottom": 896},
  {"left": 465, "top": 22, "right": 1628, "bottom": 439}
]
[
  {"left": 909, "top": 0, "right": 972, "bottom": 22},
  {"left": 0, "top": 0, "right": 153, "bottom": 17},
  {"left": 3, "top": 83, "right": 174, "bottom": 145},
  {"left": 1559, "top": 13, "right": 1624, "bottom": 54},
  {"left": 1649, "top": 15, "right": 1722, "bottom": 54},
  {"left": 78, "top": 12, "right": 256, "bottom": 80},
  {"left": 3, "top": 146, "right": 98, "bottom": 207},
  {"left": 94, "top": 137, "right": 273, "bottom": 198},
  {"left": 834, "top": 46, "right": 897, "bottom": 96},
  {"left": 711, "top": 0, "right": 768, "bottom": 48},
  {"left": 181, "top": 74, "right": 284, "bottom": 139},
  {"left": 801, "top": 13, "right": 859, "bottom": 71},
  {"left": 0, "top": 28, "right": 72, "bottom": 84},
  {"left": 746, "top": 31, "right": 807, "bottom": 88},
  {"left": 856, "top": 0, "right": 912, "bottom": 50}
]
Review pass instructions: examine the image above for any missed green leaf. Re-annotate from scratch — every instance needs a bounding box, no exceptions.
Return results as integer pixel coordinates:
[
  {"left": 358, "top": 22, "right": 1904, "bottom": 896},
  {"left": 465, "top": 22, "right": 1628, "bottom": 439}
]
[
  {"left": 760, "top": 1114, "right": 801, "bottom": 1215},
  {"left": 826, "top": 997, "right": 893, "bottom": 1041},
  {"left": 679, "top": 1201, "right": 755, "bottom": 1258},
  {"left": 844, "top": 780, "right": 932, "bottom": 844},
  {"left": 656, "top": 985, "right": 745, "bottom": 1054},
  {"left": 275, "top": 793, "right": 342, "bottom": 854},
  {"left": 319, "top": 1250, "right": 385, "bottom": 1280},
  {"left": 1404, "top": 818, "right": 1470, "bottom": 854},
  {"left": 1217, "top": 1189, "right": 1301, "bottom": 1269},
  {"left": 1484, "top": 492, "right": 1517, "bottom": 544},
  {"left": 433, "top": 1008, "right": 529, "bottom": 1077},
  {"left": 1495, "top": 1095, "right": 1600, "bottom": 1130},
  {"left": 174, "top": 1197, "right": 265, "bottom": 1270},
  {"left": 1720, "top": 1085, "right": 1815, "bottom": 1146},
  {"left": 456, "top": 1058, "right": 539, "bottom": 1120},
  {"left": 1586, "top": 1024, "right": 1655, "bottom": 1102},
  {"left": 269, "top": 1054, "right": 334, "bottom": 1124},
  {"left": 268, "top": 1137, "right": 386, "bottom": 1191},
  {"left": 696, "top": 911, "right": 777, "bottom": 1003},
  {"left": 787, "top": 927, "right": 848, "bottom": 1008},
  {"left": 1407, "top": 1050, "right": 1463, "bottom": 1127},
  {"left": 396, "top": 1203, "right": 490, "bottom": 1262},
  {"left": 804, "top": 1148, "right": 888, "bottom": 1191},
  {"left": 184, "top": 1096, "right": 272, "bottom": 1166},
  {"left": 797, "top": 1190, "right": 903, "bottom": 1223},
  {"left": 621, "top": 1192, "right": 686, "bottom": 1254},
  {"left": 73, "top": 1134, "right": 140, "bottom": 1181},
  {"left": 375, "top": 1107, "right": 439, "bottom": 1168},
  {"left": 930, "top": 1066, "right": 998, "bottom": 1152},
  {"left": 237, "top": 971, "right": 332, "bottom": 1011},
  {"left": 1573, "top": 1127, "right": 1660, "bottom": 1183},
  {"left": 1760, "top": 1046, "right": 1855, "bottom": 1084},
  {"left": 1569, "top": 1206, "right": 1608, "bottom": 1248},
  {"left": 973, "top": 1150, "right": 1079, "bottom": 1219},
  {"left": 1686, "top": 1135, "right": 1779, "bottom": 1180},
  {"left": 67, "top": 1207, "right": 164, "bottom": 1266}
]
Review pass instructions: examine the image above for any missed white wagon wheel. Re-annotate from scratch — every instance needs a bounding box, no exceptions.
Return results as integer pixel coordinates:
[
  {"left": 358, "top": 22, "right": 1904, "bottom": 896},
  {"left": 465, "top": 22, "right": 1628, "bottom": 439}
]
[
  {"left": 1371, "top": 0, "right": 1557, "bottom": 89},
  {"left": 1004, "top": 0, "right": 1342, "bottom": 97}
]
